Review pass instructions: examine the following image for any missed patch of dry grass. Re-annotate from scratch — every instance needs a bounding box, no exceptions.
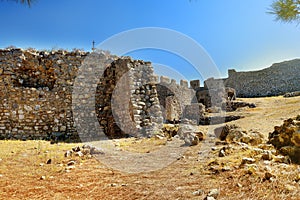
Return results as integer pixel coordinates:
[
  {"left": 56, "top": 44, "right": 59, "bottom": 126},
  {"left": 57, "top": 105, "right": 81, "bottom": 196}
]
[
  {"left": 0, "top": 140, "right": 85, "bottom": 178},
  {"left": 114, "top": 137, "right": 168, "bottom": 153}
]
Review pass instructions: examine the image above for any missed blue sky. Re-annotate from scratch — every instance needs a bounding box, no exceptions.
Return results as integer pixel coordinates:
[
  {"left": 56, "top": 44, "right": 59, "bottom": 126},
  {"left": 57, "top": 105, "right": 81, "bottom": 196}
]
[{"left": 1, "top": 0, "right": 300, "bottom": 81}]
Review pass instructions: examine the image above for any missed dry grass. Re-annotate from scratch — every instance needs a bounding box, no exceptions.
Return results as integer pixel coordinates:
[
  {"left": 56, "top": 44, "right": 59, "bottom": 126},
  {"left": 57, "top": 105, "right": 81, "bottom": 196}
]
[
  {"left": 0, "top": 96, "right": 300, "bottom": 199},
  {"left": 114, "top": 137, "right": 168, "bottom": 153}
]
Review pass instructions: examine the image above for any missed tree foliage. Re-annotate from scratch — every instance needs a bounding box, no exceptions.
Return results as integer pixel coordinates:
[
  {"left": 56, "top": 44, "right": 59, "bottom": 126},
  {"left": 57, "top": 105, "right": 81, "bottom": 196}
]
[{"left": 269, "top": 0, "right": 300, "bottom": 23}]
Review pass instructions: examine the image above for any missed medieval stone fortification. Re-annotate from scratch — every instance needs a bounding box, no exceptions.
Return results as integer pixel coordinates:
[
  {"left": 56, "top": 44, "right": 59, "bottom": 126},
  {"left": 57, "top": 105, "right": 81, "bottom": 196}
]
[
  {"left": 224, "top": 59, "right": 300, "bottom": 97},
  {"left": 0, "top": 48, "right": 299, "bottom": 141},
  {"left": 0, "top": 48, "right": 200, "bottom": 141}
]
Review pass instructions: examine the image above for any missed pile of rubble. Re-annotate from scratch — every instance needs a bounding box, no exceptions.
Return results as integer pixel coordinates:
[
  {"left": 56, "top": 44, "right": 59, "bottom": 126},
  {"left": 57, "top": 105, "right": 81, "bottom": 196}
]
[
  {"left": 162, "top": 122, "right": 205, "bottom": 146},
  {"left": 283, "top": 91, "right": 300, "bottom": 98},
  {"left": 268, "top": 116, "right": 300, "bottom": 164},
  {"left": 214, "top": 124, "right": 264, "bottom": 146},
  {"left": 64, "top": 144, "right": 104, "bottom": 158}
]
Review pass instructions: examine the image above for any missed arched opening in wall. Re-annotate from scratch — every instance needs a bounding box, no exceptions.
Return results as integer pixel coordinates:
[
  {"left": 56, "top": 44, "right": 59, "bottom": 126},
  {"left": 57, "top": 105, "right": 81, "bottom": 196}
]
[
  {"left": 95, "top": 59, "right": 135, "bottom": 139},
  {"left": 95, "top": 64, "right": 125, "bottom": 139}
]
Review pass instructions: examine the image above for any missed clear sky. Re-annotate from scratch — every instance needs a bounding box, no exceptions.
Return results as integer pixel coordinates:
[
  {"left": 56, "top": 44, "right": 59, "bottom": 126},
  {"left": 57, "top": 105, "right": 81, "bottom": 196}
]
[{"left": 1, "top": 0, "right": 300, "bottom": 81}]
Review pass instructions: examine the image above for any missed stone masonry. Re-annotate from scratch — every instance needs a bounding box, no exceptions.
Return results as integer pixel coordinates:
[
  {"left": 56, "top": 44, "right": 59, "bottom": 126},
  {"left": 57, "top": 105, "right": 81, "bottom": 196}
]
[
  {"left": 224, "top": 59, "right": 300, "bottom": 97},
  {"left": 0, "top": 48, "right": 164, "bottom": 140},
  {"left": 1, "top": 48, "right": 298, "bottom": 141}
]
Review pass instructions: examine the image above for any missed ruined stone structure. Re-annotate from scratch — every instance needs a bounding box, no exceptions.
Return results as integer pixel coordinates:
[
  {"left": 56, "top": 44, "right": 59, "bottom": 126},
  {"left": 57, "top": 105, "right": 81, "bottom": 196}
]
[
  {"left": 95, "top": 57, "right": 163, "bottom": 138},
  {"left": 155, "top": 76, "right": 196, "bottom": 122},
  {"left": 0, "top": 48, "right": 197, "bottom": 140},
  {"left": 0, "top": 48, "right": 85, "bottom": 141},
  {"left": 2, "top": 48, "right": 295, "bottom": 141},
  {"left": 224, "top": 59, "right": 300, "bottom": 97},
  {"left": 193, "top": 78, "right": 235, "bottom": 109}
]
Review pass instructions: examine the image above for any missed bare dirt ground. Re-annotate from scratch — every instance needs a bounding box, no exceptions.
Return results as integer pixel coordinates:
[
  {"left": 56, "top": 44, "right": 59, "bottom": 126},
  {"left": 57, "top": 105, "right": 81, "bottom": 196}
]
[{"left": 0, "top": 96, "right": 300, "bottom": 200}]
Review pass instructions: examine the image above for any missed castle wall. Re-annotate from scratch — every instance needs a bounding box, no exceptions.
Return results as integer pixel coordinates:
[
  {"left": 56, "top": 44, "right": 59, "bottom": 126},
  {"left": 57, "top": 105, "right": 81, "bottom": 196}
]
[
  {"left": 0, "top": 49, "right": 162, "bottom": 140},
  {"left": 0, "top": 49, "right": 84, "bottom": 140},
  {"left": 224, "top": 60, "right": 300, "bottom": 97},
  {"left": 155, "top": 76, "right": 196, "bottom": 122},
  {"left": 95, "top": 57, "right": 162, "bottom": 138}
]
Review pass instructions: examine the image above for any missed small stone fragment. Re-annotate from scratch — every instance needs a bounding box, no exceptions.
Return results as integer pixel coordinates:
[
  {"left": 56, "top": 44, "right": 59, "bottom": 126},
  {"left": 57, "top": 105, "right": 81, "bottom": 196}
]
[
  {"left": 90, "top": 147, "right": 104, "bottom": 155},
  {"left": 241, "top": 157, "right": 256, "bottom": 165},
  {"left": 64, "top": 150, "right": 73, "bottom": 158},
  {"left": 46, "top": 159, "right": 52, "bottom": 164},
  {"left": 261, "top": 151, "right": 273, "bottom": 161},
  {"left": 67, "top": 160, "right": 76, "bottom": 166},
  {"left": 219, "top": 148, "right": 226, "bottom": 157},
  {"left": 207, "top": 188, "right": 219, "bottom": 199},
  {"left": 74, "top": 151, "right": 84, "bottom": 157},
  {"left": 264, "top": 172, "right": 276, "bottom": 181},
  {"left": 192, "top": 189, "right": 204, "bottom": 196},
  {"left": 72, "top": 146, "right": 81, "bottom": 152}
]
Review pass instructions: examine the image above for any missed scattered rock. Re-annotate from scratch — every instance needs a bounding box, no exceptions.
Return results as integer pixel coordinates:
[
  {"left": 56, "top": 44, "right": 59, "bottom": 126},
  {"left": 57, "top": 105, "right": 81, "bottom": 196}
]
[
  {"left": 285, "top": 184, "right": 296, "bottom": 192},
  {"left": 74, "top": 151, "right": 84, "bottom": 157},
  {"left": 284, "top": 91, "right": 300, "bottom": 98},
  {"left": 64, "top": 150, "right": 73, "bottom": 158},
  {"left": 258, "top": 144, "right": 274, "bottom": 150},
  {"left": 192, "top": 189, "right": 204, "bottom": 196},
  {"left": 40, "top": 176, "right": 46, "bottom": 180},
  {"left": 81, "top": 148, "right": 90, "bottom": 155},
  {"left": 273, "top": 155, "right": 291, "bottom": 164},
  {"left": 295, "top": 174, "right": 300, "bottom": 182},
  {"left": 90, "top": 147, "right": 104, "bottom": 155},
  {"left": 205, "top": 197, "right": 216, "bottom": 200},
  {"left": 215, "top": 125, "right": 264, "bottom": 145},
  {"left": 244, "top": 164, "right": 257, "bottom": 175},
  {"left": 178, "top": 124, "right": 205, "bottom": 146},
  {"left": 67, "top": 160, "right": 76, "bottom": 166},
  {"left": 261, "top": 151, "right": 273, "bottom": 161},
  {"left": 268, "top": 117, "right": 300, "bottom": 164},
  {"left": 264, "top": 172, "right": 276, "bottom": 181},
  {"left": 237, "top": 183, "right": 242, "bottom": 188},
  {"left": 46, "top": 159, "right": 52, "bottom": 164},
  {"left": 211, "top": 147, "right": 218, "bottom": 151},
  {"left": 227, "top": 101, "right": 256, "bottom": 111},
  {"left": 221, "top": 166, "right": 231, "bottom": 172},
  {"left": 218, "top": 148, "right": 226, "bottom": 157},
  {"left": 72, "top": 146, "right": 81, "bottom": 152},
  {"left": 241, "top": 157, "right": 256, "bottom": 165},
  {"left": 162, "top": 124, "right": 179, "bottom": 138},
  {"left": 207, "top": 188, "right": 219, "bottom": 199},
  {"left": 65, "top": 165, "right": 75, "bottom": 171}
]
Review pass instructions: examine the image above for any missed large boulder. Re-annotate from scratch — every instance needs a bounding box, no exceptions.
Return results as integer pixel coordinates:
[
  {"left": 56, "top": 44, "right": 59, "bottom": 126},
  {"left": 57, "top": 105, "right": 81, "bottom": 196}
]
[
  {"left": 214, "top": 124, "right": 264, "bottom": 145},
  {"left": 178, "top": 124, "right": 205, "bottom": 146},
  {"left": 268, "top": 116, "right": 300, "bottom": 164}
]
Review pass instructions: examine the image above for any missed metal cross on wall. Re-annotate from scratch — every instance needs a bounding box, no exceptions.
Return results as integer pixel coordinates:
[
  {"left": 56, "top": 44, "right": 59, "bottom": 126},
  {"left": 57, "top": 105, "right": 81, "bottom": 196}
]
[{"left": 92, "top": 40, "right": 95, "bottom": 52}]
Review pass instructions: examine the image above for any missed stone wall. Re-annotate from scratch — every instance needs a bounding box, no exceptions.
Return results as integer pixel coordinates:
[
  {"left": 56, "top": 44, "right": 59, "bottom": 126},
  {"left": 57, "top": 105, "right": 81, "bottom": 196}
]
[
  {"left": 155, "top": 76, "right": 196, "bottom": 122},
  {"left": 225, "top": 59, "right": 300, "bottom": 97},
  {"left": 0, "top": 48, "right": 163, "bottom": 140},
  {"left": 0, "top": 48, "right": 85, "bottom": 140},
  {"left": 95, "top": 57, "right": 163, "bottom": 138}
]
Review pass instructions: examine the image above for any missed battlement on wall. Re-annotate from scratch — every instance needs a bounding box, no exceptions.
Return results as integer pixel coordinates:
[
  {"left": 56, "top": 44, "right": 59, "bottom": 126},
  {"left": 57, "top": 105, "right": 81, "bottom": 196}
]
[{"left": 155, "top": 75, "right": 190, "bottom": 89}]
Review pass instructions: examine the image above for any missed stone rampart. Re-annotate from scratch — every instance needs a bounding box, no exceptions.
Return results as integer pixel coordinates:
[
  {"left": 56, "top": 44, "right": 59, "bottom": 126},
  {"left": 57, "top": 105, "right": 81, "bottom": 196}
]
[
  {"left": 0, "top": 48, "right": 163, "bottom": 140},
  {"left": 225, "top": 59, "right": 300, "bottom": 97}
]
